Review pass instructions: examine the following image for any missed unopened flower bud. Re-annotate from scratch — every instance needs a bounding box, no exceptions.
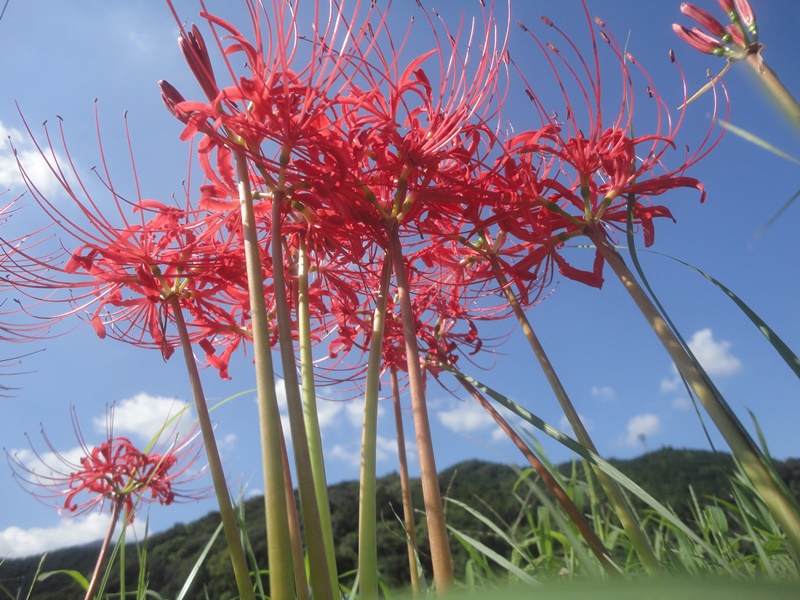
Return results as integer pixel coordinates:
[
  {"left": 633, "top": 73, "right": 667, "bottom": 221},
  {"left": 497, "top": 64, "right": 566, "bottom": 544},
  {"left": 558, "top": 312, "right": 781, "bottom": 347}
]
[
  {"left": 733, "top": 0, "right": 757, "bottom": 40},
  {"left": 179, "top": 25, "right": 220, "bottom": 102},
  {"left": 159, "top": 80, "right": 189, "bottom": 123},
  {"left": 725, "top": 23, "right": 746, "bottom": 48},
  {"left": 680, "top": 3, "right": 727, "bottom": 39},
  {"left": 672, "top": 24, "right": 727, "bottom": 55}
]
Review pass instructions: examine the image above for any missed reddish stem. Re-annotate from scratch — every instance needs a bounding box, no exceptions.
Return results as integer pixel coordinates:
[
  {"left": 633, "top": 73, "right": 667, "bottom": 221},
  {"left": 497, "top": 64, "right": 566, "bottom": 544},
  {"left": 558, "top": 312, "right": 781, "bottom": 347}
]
[{"left": 388, "top": 225, "right": 454, "bottom": 592}]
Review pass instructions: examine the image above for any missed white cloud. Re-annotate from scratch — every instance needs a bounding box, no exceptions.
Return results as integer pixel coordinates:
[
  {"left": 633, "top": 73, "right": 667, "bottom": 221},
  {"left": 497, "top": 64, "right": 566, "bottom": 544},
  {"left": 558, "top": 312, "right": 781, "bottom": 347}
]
[
  {"left": 345, "top": 399, "right": 365, "bottom": 428},
  {"left": 661, "top": 328, "right": 742, "bottom": 392},
  {"left": 329, "top": 444, "right": 361, "bottom": 467},
  {"left": 590, "top": 385, "right": 615, "bottom": 401},
  {"left": 437, "top": 401, "right": 497, "bottom": 434},
  {"left": 687, "top": 328, "right": 742, "bottom": 376},
  {"left": 219, "top": 433, "right": 238, "bottom": 451},
  {"left": 328, "top": 435, "right": 399, "bottom": 469},
  {"left": 96, "top": 393, "right": 192, "bottom": 442},
  {"left": 375, "top": 435, "right": 399, "bottom": 462},
  {"left": 660, "top": 375, "right": 681, "bottom": 393},
  {"left": 625, "top": 414, "right": 660, "bottom": 447},
  {"left": 0, "top": 513, "right": 148, "bottom": 559},
  {"left": 316, "top": 399, "right": 345, "bottom": 429},
  {"left": 11, "top": 446, "right": 87, "bottom": 479},
  {"left": 0, "top": 514, "right": 106, "bottom": 558},
  {"left": 671, "top": 397, "right": 693, "bottom": 411},
  {"left": 0, "top": 121, "right": 64, "bottom": 197},
  {"left": 281, "top": 414, "right": 293, "bottom": 447}
]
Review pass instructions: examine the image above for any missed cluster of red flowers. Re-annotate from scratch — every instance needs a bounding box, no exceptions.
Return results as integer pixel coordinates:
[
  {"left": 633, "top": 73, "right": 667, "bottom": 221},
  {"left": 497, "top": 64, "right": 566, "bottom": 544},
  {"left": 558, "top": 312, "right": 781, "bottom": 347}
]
[
  {"left": 8, "top": 408, "right": 205, "bottom": 521},
  {"left": 7, "top": 0, "right": 721, "bottom": 390}
]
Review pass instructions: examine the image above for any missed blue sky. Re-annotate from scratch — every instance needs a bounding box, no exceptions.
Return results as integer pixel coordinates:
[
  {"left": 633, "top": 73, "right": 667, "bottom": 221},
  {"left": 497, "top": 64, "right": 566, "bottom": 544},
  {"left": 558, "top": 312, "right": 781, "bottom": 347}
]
[{"left": 1, "top": 0, "right": 799, "bottom": 559}]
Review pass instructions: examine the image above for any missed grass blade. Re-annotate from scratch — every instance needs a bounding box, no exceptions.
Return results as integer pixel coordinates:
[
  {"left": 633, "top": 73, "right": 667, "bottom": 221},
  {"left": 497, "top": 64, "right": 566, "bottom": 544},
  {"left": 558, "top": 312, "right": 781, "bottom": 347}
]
[
  {"left": 176, "top": 521, "right": 224, "bottom": 600},
  {"left": 443, "top": 366, "right": 733, "bottom": 573},
  {"left": 650, "top": 251, "right": 800, "bottom": 380}
]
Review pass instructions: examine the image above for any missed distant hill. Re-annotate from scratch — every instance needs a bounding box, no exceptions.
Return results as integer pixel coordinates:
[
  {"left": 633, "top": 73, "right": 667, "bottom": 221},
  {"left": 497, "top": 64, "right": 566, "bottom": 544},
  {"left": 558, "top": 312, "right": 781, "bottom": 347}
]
[{"left": 2, "top": 448, "right": 798, "bottom": 599}]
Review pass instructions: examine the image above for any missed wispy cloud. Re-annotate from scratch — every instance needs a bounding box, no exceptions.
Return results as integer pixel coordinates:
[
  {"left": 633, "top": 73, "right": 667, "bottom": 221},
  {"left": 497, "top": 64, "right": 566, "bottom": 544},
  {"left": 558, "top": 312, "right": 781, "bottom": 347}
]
[
  {"left": 590, "top": 385, "right": 615, "bottom": 401},
  {"left": 661, "top": 328, "right": 742, "bottom": 393},
  {"left": 687, "top": 329, "right": 742, "bottom": 376},
  {"left": 625, "top": 414, "right": 660, "bottom": 447},
  {"left": 0, "top": 120, "right": 64, "bottom": 197},
  {"left": 437, "top": 400, "right": 498, "bottom": 436},
  {"left": 95, "top": 393, "right": 192, "bottom": 442},
  {"left": 328, "top": 435, "right": 399, "bottom": 468}
]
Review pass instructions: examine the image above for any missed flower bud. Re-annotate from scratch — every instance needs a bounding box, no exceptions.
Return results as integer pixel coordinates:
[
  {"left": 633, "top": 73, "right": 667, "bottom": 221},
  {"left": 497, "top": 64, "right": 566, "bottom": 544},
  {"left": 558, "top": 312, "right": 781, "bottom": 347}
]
[
  {"left": 159, "top": 80, "right": 189, "bottom": 123},
  {"left": 680, "top": 3, "right": 727, "bottom": 38},
  {"left": 672, "top": 24, "right": 727, "bottom": 55},
  {"left": 733, "top": 0, "right": 757, "bottom": 39},
  {"left": 179, "top": 25, "right": 220, "bottom": 102}
]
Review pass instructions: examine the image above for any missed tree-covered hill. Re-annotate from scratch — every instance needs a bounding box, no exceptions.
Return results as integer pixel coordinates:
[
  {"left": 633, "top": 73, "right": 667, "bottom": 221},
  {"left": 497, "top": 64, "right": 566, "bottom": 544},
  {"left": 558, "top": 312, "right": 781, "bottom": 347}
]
[{"left": 2, "top": 448, "right": 798, "bottom": 599}]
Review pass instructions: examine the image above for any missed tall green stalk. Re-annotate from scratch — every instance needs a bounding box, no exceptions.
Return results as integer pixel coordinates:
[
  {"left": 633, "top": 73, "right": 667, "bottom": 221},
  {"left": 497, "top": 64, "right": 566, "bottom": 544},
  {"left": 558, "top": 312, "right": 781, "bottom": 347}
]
[
  {"left": 233, "top": 151, "right": 295, "bottom": 600},
  {"left": 358, "top": 257, "right": 392, "bottom": 599},
  {"left": 485, "top": 250, "right": 661, "bottom": 575},
  {"left": 744, "top": 51, "right": 800, "bottom": 131},
  {"left": 588, "top": 226, "right": 800, "bottom": 560},
  {"left": 388, "top": 225, "right": 454, "bottom": 592},
  {"left": 269, "top": 173, "right": 335, "bottom": 600},
  {"left": 171, "top": 298, "right": 256, "bottom": 600},
  {"left": 296, "top": 238, "right": 339, "bottom": 595}
]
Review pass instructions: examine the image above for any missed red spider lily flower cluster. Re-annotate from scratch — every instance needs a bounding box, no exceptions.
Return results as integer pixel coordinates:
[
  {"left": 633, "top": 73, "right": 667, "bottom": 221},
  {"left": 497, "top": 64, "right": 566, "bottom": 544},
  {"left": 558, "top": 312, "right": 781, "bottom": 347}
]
[
  {"left": 7, "top": 112, "right": 256, "bottom": 379},
  {"left": 158, "top": 0, "right": 511, "bottom": 383},
  {"left": 673, "top": 0, "right": 758, "bottom": 57},
  {"left": 7, "top": 406, "right": 207, "bottom": 521},
  {"left": 8, "top": 0, "right": 723, "bottom": 384},
  {"left": 481, "top": 3, "right": 724, "bottom": 289}
]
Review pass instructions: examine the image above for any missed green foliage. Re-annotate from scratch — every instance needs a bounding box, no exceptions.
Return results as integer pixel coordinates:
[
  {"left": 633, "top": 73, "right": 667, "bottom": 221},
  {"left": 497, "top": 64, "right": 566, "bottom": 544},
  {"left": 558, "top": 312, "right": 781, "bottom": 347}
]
[{"left": 2, "top": 450, "right": 799, "bottom": 598}]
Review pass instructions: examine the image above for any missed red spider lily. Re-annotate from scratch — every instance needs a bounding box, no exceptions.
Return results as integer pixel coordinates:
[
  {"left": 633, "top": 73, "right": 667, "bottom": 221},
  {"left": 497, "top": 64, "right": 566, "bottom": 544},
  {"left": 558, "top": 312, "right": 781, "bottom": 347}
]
[
  {"left": 162, "top": 0, "right": 379, "bottom": 202},
  {"left": 673, "top": 0, "right": 758, "bottom": 58},
  {"left": 7, "top": 111, "right": 253, "bottom": 378},
  {"left": 7, "top": 405, "right": 207, "bottom": 521},
  {"left": 489, "top": 1, "right": 724, "bottom": 288},
  {"left": 326, "top": 2, "right": 507, "bottom": 241}
]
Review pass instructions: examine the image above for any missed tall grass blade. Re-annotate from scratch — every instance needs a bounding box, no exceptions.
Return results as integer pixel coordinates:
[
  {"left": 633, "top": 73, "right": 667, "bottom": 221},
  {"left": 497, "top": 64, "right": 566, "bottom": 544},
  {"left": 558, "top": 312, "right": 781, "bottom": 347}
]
[
  {"left": 446, "top": 498, "right": 537, "bottom": 574},
  {"left": 752, "top": 188, "right": 800, "bottom": 243},
  {"left": 176, "top": 521, "right": 224, "bottom": 600},
  {"left": 715, "top": 120, "right": 800, "bottom": 165},
  {"left": 445, "top": 524, "right": 539, "bottom": 587},
  {"left": 649, "top": 251, "right": 800, "bottom": 380},
  {"left": 444, "top": 366, "right": 733, "bottom": 572},
  {"left": 36, "top": 569, "right": 89, "bottom": 590}
]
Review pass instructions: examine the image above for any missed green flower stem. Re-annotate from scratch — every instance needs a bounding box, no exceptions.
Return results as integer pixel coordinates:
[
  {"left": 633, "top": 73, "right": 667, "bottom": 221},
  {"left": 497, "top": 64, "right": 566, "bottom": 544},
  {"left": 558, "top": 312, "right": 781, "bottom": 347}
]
[
  {"left": 234, "top": 151, "right": 295, "bottom": 600},
  {"left": 588, "top": 227, "right": 800, "bottom": 559},
  {"left": 297, "top": 238, "right": 339, "bottom": 595},
  {"left": 458, "top": 377, "right": 618, "bottom": 575},
  {"left": 744, "top": 51, "right": 800, "bottom": 131},
  {"left": 391, "top": 365, "right": 421, "bottom": 596},
  {"left": 358, "top": 258, "right": 392, "bottom": 599},
  {"left": 487, "top": 252, "right": 661, "bottom": 576},
  {"left": 85, "top": 500, "right": 121, "bottom": 600},
  {"left": 388, "top": 224, "right": 454, "bottom": 592},
  {"left": 269, "top": 188, "right": 336, "bottom": 600},
  {"left": 171, "top": 298, "right": 256, "bottom": 600}
]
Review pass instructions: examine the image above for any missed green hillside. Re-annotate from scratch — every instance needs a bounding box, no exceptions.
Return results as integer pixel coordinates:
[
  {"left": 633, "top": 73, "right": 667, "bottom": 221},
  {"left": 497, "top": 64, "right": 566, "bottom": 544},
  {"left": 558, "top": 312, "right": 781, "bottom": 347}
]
[{"left": 2, "top": 448, "right": 797, "bottom": 599}]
